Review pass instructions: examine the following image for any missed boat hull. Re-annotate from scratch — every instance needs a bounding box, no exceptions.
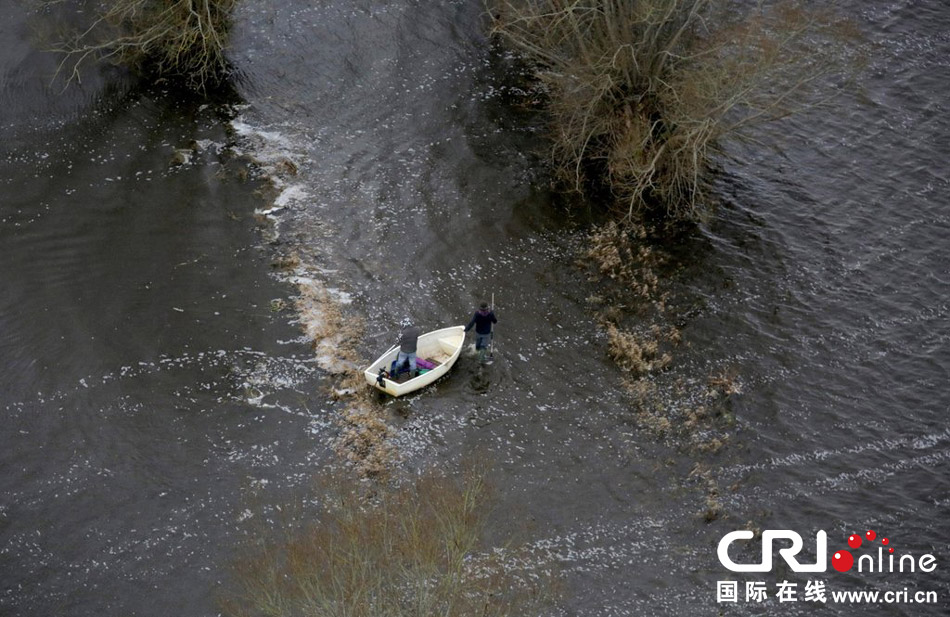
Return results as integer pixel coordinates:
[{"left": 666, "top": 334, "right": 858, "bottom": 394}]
[{"left": 363, "top": 326, "right": 465, "bottom": 396}]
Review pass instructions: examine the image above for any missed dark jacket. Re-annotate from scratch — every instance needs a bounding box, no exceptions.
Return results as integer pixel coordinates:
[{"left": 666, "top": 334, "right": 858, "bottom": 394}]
[
  {"left": 399, "top": 325, "right": 422, "bottom": 353},
  {"left": 465, "top": 310, "right": 497, "bottom": 335}
]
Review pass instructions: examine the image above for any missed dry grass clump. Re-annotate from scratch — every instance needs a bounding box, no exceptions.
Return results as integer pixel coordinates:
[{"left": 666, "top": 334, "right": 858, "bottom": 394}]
[
  {"left": 292, "top": 276, "right": 398, "bottom": 478},
  {"left": 584, "top": 219, "right": 742, "bottom": 522},
  {"left": 688, "top": 463, "right": 723, "bottom": 522},
  {"left": 51, "top": 0, "right": 236, "bottom": 92},
  {"left": 584, "top": 222, "right": 741, "bottom": 458},
  {"left": 606, "top": 323, "right": 673, "bottom": 377},
  {"left": 585, "top": 222, "right": 678, "bottom": 380},
  {"left": 707, "top": 368, "right": 742, "bottom": 398},
  {"left": 624, "top": 378, "right": 673, "bottom": 437},
  {"left": 624, "top": 376, "right": 722, "bottom": 452},
  {"left": 270, "top": 253, "right": 301, "bottom": 272},
  {"left": 334, "top": 402, "right": 395, "bottom": 480},
  {"left": 222, "top": 469, "right": 555, "bottom": 617},
  {"left": 490, "top": 0, "right": 858, "bottom": 221},
  {"left": 233, "top": 128, "right": 395, "bottom": 478},
  {"left": 294, "top": 280, "right": 364, "bottom": 375},
  {"left": 624, "top": 375, "right": 736, "bottom": 454},
  {"left": 261, "top": 252, "right": 391, "bottom": 477},
  {"left": 586, "top": 221, "right": 667, "bottom": 308},
  {"left": 236, "top": 135, "right": 396, "bottom": 479}
]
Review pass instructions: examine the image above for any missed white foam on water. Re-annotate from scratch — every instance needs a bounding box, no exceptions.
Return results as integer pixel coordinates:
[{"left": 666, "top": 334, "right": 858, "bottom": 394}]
[{"left": 273, "top": 184, "right": 309, "bottom": 208}]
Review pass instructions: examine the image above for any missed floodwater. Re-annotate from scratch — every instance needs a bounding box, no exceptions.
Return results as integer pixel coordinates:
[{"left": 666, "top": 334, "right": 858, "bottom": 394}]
[{"left": 1, "top": 0, "right": 948, "bottom": 615}]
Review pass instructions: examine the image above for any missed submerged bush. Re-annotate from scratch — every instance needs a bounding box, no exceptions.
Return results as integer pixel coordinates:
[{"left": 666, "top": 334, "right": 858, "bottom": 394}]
[
  {"left": 222, "top": 470, "right": 555, "bottom": 617},
  {"left": 490, "top": 0, "right": 859, "bottom": 221},
  {"left": 52, "top": 0, "right": 236, "bottom": 91}
]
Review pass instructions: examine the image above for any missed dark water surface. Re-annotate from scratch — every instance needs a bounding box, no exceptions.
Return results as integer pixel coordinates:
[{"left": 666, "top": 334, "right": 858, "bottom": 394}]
[{"left": 2, "top": 0, "right": 949, "bottom": 615}]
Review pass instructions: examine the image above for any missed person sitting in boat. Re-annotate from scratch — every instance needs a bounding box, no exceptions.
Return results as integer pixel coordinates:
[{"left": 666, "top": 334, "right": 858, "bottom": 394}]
[
  {"left": 464, "top": 302, "right": 497, "bottom": 362},
  {"left": 395, "top": 318, "right": 422, "bottom": 378}
]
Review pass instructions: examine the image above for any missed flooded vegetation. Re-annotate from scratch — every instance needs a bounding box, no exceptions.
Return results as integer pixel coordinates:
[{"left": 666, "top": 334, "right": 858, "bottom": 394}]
[
  {"left": 50, "top": 0, "right": 236, "bottom": 91},
  {"left": 223, "top": 469, "right": 555, "bottom": 617},
  {"left": 2, "top": 1, "right": 949, "bottom": 616},
  {"left": 489, "top": 0, "right": 859, "bottom": 220}
]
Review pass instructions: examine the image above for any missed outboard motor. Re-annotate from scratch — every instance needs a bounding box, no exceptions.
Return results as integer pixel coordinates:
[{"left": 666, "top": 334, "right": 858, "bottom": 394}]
[{"left": 376, "top": 368, "right": 388, "bottom": 387}]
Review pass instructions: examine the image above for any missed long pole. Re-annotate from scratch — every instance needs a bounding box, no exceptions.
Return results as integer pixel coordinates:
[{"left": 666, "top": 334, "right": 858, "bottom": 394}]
[{"left": 489, "top": 292, "right": 495, "bottom": 359}]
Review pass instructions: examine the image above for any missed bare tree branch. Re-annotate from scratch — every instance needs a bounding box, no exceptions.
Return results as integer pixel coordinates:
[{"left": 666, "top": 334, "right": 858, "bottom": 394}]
[{"left": 47, "top": 0, "right": 236, "bottom": 93}]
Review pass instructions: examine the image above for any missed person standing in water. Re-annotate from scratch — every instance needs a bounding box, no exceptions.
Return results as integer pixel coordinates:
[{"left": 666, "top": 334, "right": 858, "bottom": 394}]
[{"left": 464, "top": 301, "right": 497, "bottom": 363}]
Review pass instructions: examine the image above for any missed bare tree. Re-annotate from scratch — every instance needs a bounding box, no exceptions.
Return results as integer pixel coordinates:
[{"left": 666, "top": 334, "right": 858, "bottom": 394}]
[{"left": 490, "top": 0, "right": 860, "bottom": 221}]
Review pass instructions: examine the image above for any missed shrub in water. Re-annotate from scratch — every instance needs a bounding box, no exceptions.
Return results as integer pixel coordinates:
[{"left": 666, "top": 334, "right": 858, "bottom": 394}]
[
  {"left": 53, "top": 0, "right": 236, "bottom": 92},
  {"left": 490, "top": 0, "right": 859, "bottom": 221},
  {"left": 222, "top": 469, "right": 556, "bottom": 617}
]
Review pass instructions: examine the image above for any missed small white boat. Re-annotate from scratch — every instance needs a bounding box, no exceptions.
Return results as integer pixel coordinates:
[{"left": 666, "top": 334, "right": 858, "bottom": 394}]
[{"left": 363, "top": 326, "right": 465, "bottom": 397}]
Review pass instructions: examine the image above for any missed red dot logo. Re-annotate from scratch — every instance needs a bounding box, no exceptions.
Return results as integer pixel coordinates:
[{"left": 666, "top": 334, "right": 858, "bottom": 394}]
[
  {"left": 866, "top": 530, "right": 877, "bottom": 541},
  {"left": 833, "top": 550, "right": 854, "bottom": 572},
  {"left": 882, "top": 538, "right": 889, "bottom": 545},
  {"left": 848, "top": 534, "right": 862, "bottom": 549},
  {"left": 889, "top": 548, "right": 894, "bottom": 553}
]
